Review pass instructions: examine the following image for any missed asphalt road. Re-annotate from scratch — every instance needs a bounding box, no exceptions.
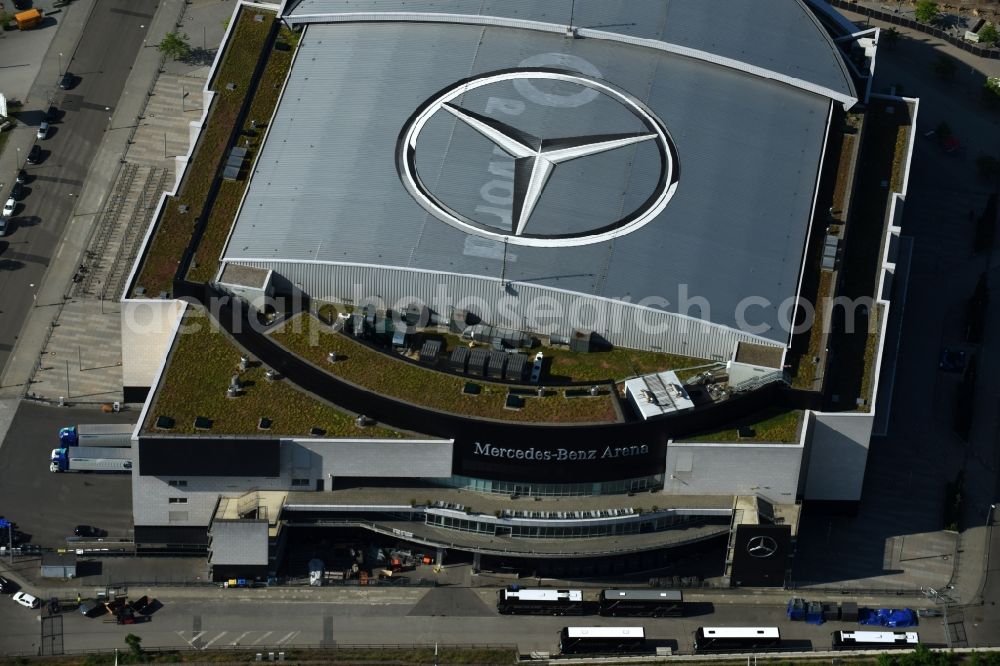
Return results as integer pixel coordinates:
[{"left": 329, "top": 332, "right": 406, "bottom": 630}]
[
  {"left": 0, "top": 0, "right": 156, "bottom": 375},
  {"left": 963, "top": 507, "right": 999, "bottom": 646},
  {"left": 0, "top": 402, "right": 136, "bottom": 547},
  {"left": 0, "top": 587, "right": 950, "bottom": 657}
]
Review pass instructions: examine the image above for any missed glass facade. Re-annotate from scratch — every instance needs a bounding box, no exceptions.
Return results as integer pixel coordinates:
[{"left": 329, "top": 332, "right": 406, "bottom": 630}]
[
  {"left": 441, "top": 474, "right": 663, "bottom": 497},
  {"left": 424, "top": 512, "right": 725, "bottom": 539}
]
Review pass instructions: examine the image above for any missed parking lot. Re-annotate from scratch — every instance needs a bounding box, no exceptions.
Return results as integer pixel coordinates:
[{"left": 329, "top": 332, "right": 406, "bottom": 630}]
[
  {"left": 0, "top": 583, "right": 952, "bottom": 656},
  {"left": 0, "top": 402, "right": 136, "bottom": 548}
]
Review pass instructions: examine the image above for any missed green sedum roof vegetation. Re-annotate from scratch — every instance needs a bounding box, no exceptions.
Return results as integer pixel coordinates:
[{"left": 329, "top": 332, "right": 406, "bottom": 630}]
[
  {"left": 187, "top": 28, "right": 298, "bottom": 283},
  {"left": 135, "top": 8, "right": 275, "bottom": 296},
  {"left": 269, "top": 313, "right": 622, "bottom": 424},
  {"left": 145, "top": 308, "right": 406, "bottom": 438},
  {"left": 679, "top": 409, "right": 803, "bottom": 444}
]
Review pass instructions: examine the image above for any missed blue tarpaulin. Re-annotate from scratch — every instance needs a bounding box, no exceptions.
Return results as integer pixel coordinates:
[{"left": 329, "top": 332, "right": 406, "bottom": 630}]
[
  {"left": 858, "top": 608, "right": 917, "bottom": 628},
  {"left": 805, "top": 601, "right": 824, "bottom": 625},
  {"left": 786, "top": 598, "right": 806, "bottom": 621}
]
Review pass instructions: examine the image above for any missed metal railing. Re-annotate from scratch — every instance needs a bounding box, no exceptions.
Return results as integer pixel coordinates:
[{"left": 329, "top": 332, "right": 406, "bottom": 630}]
[
  {"left": 19, "top": 642, "right": 519, "bottom": 659},
  {"left": 730, "top": 370, "right": 790, "bottom": 394}
]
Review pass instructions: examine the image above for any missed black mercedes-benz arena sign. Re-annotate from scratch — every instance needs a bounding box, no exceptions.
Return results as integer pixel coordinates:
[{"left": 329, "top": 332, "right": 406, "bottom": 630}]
[{"left": 398, "top": 68, "right": 679, "bottom": 248}]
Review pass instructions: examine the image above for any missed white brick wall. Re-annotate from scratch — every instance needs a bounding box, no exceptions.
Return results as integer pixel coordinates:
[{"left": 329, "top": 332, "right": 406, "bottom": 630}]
[{"left": 121, "top": 300, "right": 185, "bottom": 388}]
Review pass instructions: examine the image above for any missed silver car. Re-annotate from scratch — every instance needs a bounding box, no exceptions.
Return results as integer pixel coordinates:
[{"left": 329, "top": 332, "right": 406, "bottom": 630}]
[{"left": 37, "top": 121, "right": 49, "bottom": 140}]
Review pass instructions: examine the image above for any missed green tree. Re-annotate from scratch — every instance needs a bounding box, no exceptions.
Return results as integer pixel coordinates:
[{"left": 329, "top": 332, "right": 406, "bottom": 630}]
[
  {"left": 976, "top": 154, "right": 1000, "bottom": 181},
  {"left": 883, "top": 27, "right": 900, "bottom": 49},
  {"left": 124, "top": 633, "right": 143, "bottom": 659},
  {"left": 933, "top": 54, "right": 956, "bottom": 81},
  {"left": 157, "top": 31, "right": 192, "bottom": 61},
  {"left": 877, "top": 653, "right": 896, "bottom": 666},
  {"left": 984, "top": 77, "right": 1000, "bottom": 109},
  {"left": 914, "top": 0, "right": 939, "bottom": 24},
  {"left": 978, "top": 23, "right": 999, "bottom": 46}
]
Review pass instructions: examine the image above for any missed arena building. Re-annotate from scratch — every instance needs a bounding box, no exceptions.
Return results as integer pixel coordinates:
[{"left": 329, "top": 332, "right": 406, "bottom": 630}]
[{"left": 119, "top": 0, "right": 914, "bottom": 584}]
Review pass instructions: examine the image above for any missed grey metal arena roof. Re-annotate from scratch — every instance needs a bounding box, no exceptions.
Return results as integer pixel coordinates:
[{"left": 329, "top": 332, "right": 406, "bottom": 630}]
[
  {"left": 223, "top": 16, "right": 840, "bottom": 343},
  {"left": 283, "top": 0, "right": 856, "bottom": 102}
]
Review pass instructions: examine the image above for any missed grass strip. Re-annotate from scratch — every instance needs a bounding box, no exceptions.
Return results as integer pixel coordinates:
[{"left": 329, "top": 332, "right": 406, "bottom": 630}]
[
  {"left": 146, "top": 308, "right": 405, "bottom": 438},
  {"left": 270, "top": 314, "right": 620, "bottom": 423},
  {"left": 792, "top": 270, "right": 834, "bottom": 390},
  {"left": 680, "top": 409, "right": 803, "bottom": 443},
  {"left": 134, "top": 9, "right": 274, "bottom": 296},
  {"left": 857, "top": 303, "right": 883, "bottom": 411},
  {"left": 187, "top": 28, "right": 298, "bottom": 283}
]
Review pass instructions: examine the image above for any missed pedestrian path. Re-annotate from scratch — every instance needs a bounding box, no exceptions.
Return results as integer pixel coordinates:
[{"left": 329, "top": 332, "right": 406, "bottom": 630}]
[
  {"left": 27, "top": 300, "right": 123, "bottom": 403},
  {"left": 25, "top": 25, "right": 216, "bottom": 403},
  {"left": 126, "top": 69, "right": 210, "bottom": 169}
]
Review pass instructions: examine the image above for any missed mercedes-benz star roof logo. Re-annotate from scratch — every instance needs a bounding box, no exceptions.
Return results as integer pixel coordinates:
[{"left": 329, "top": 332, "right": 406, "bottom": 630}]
[
  {"left": 746, "top": 535, "right": 779, "bottom": 559},
  {"left": 398, "top": 69, "right": 679, "bottom": 248}
]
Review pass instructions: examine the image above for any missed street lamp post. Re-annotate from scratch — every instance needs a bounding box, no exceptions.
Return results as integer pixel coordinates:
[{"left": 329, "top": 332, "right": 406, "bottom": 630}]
[
  {"left": 0, "top": 519, "right": 11, "bottom": 565},
  {"left": 58, "top": 52, "right": 63, "bottom": 76}
]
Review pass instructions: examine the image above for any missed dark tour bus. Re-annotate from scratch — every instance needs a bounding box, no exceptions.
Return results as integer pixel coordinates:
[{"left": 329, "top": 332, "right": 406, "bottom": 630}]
[
  {"left": 599, "top": 589, "right": 684, "bottom": 617},
  {"left": 559, "top": 626, "right": 646, "bottom": 654},
  {"left": 832, "top": 630, "right": 919, "bottom": 649},
  {"left": 693, "top": 626, "right": 781, "bottom": 652},
  {"left": 496, "top": 587, "right": 584, "bottom": 615}
]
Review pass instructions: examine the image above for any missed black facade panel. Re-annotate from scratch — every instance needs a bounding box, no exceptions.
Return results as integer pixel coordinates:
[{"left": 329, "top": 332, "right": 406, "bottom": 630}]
[
  {"left": 123, "top": 386, "right": 150, "bottom": 403},
  {"left": 139, "top": 437, "right": 280, "bottom": 477},
  {"left": 210, "top": 564, "right": 269, "bottom": 582},
  {"left": 730, "top": 524, "right": 791, "bottom": 587},
  {"left": 134, "top": 525, "right": 209, "bottom": 546}
]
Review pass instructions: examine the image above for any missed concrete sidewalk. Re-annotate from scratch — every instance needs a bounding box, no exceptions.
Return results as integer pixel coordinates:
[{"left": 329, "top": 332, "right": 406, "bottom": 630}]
[
  {"left": 0, "top": 0, "right": 189, "bottom": 403},
  {"left": 839, "top": 5, "right": 1000, "bottom": 618},
  {"left": 0, "top": 556, "right": 941, "bottom": 611}
]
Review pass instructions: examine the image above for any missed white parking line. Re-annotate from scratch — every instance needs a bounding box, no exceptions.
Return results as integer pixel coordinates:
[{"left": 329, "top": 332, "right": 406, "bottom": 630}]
[
  {"left": 275, "top": 631, "right": 299, "bottom": 645},
  {"left": 229, "top": 631, "right": 252, "bottom": 646},
  {"left": 201, "top": 631, "right": 228, "bottom": 649},
  {"left": 251, "top": 631, "right": 273, "bottom": 645},
  {"left": 175, "top": 630, "right": 205, "bottom": 648}
]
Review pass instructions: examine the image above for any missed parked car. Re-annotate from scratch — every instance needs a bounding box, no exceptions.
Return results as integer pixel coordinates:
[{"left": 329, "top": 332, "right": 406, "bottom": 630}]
[
  {"left": 12, "top": 0, "right": 29, "bottom": 9},
  {"left": 0, "top": 576, "right": 13, "bottom": 593},
  {"left": 10, "top": 182, "right": 23, "bottom": 201},
  {"left": 15, "top": 170, "right": 27, "bottom": 184},
  {"left": 58, "top": 72, "right": 75, "bottom": 90},
  {"left": 3, "top": 198, "right": 15, "bottom": 217},
  {"left": 74, "top": 525, "right": 107, "bottom": 538},
  {"left": 12, "top": 592, "right": 39, "bottom": 609},
  {"left": 36, "top": 121, "right": 49, "bottom": 140},
  {"left": 45, "top": 105, "right": 59, "bottom": 123},
  {"left": 78, "top": 599, "right": 104, "bottom": 617},
  {"left": 939, "top": 348, "right": 966, "bottom": 372},
  {"left": 0, "top": 218, "right": 9, "bottom": 237},
  {"left": 26, "top": 145, "right": 41, "bottom": 164}
]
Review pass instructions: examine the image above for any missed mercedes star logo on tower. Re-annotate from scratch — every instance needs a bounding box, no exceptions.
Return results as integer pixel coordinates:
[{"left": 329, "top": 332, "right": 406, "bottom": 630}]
[
  {"left": 398, "top": 69, "right": 679, "bottom": 247},
  {"left": 746, "top": 535, "right": 779, "bottom": 559}
]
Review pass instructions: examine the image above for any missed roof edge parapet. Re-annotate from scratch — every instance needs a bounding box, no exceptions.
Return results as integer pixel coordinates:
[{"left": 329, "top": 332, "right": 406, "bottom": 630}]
[{"left": 281, "top": 11, "right": 858, "bottom": 108}]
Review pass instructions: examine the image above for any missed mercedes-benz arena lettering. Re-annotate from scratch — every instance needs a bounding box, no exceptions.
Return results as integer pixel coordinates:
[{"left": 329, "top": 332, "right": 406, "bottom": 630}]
[
  {"left": 120, "top": 0, "right": 903, "bottom": 582},
  {"left": 472, "top": 442, "right": 651, "bottom": 462}
]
